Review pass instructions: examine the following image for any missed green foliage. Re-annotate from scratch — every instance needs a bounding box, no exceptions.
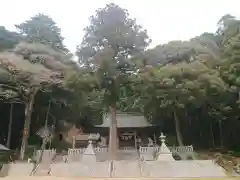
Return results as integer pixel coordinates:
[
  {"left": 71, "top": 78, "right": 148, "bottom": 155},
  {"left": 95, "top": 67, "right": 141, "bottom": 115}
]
[
  {"left": 16, "top": 13, "right": 69, "bottom": 53},
  {"left": 230, "top": 151, "right": 240, "bottom": 157},
  {"left": 2, "top": 6, "right": 240, "bottom": 151},
  {"left": 76, "top": 3, "right": 151, "bottom": 68},
  {"left": 128, "top": 61, "right": 227, "bottom": 122},
  {"left": 0, "top": 26, "right": 22, "bottom": 51},
  {"left": 75, "top": 3, "right": 151, "bottom": 109},
  {"left": 217, "top": 14, "right": 240, "bottom": 47}
]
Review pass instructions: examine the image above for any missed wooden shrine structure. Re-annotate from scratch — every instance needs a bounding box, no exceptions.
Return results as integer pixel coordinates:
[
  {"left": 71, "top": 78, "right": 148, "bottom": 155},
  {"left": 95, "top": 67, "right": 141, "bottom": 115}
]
[{"left": 94, "top": 112, "right": 156, "bottom": 149}]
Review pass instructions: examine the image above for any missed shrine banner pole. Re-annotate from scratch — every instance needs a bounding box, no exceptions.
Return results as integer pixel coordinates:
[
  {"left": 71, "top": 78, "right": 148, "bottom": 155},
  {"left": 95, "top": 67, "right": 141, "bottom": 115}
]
[
  {"left": 153, "top": 133, "right": 157, "bottom": 144},
  {"left": 134, "top": 131, "right": 137, "bottom": 149},
  {"left": 72, "top": 136, "right": 76, "bottom": 149}
]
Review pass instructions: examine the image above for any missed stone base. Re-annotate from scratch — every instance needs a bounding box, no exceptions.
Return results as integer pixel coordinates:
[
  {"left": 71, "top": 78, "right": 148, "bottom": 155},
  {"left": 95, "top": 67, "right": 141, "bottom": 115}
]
[
  {"left": 50, "top": 162, "right": 110, "bottom": 177},
  {"left": 112, "top": 160, "right": 141, "bottom": 177},
  {"left": 0, "top": 163, "right": 34, "bottom": 176},
  {"left": 2, "top": 159, "right": 227, "bottom": 178},
  {"left": 157, "top": 153, "right": 175, "bottom": 161},
  {"left": 141, "top": 160, "right": 226, "bottom": 178}
]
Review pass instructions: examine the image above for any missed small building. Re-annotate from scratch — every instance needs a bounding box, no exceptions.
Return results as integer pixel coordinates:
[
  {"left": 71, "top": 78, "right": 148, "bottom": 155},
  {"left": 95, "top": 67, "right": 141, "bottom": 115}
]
[
  {"left": 59, "top": 124, "right": 100, "bottom": 148},
  {"left": 59, "top": 124, "right": 83, "bottom": 144},
  {"left": 94, "top": 112, "right": 156, "bottom": 149},
  {"left": 73, "top": 133, "right": 100, "bottom": 148}
]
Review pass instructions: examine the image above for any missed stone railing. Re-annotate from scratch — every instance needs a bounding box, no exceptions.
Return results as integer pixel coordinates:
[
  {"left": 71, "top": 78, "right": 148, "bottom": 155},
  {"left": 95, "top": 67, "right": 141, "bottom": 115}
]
[
  {"left": 67, "top": 146, "right": 193, "bottom": 156},
  {"left": 68, "top": 147, "right": 108, "bottom": 154},
  {"left": 34, "top": 149, "right": 56, "bottom": 163},
  {"left": 139, "top": 146, "right": 156, "bottom": 160},
  {"left": 95, "top": 147, "right": 108, "bottom": 153},
  {"left": 119, "top": 147, "right": 138, "bottom": 152},
  {"left": 67, "top": 147, "right": 108, "bottom": 162},
  {"left": 154, "top": 145, "right": 194, "bottom": 154},
  {"left": 67, "top": 148, "right": 84, "bottom": 162},
  {"left": 139, "top": 145, "right": 194, "bottom": 160},
  {"left": 139, "top": 145, "right": 193, "bottom": 153},
  {"left": 139, "top": 146, "right": 155, "bottom": 153},
  {"left": 46, "top": 145, "right": 194, "bottom": 162}
]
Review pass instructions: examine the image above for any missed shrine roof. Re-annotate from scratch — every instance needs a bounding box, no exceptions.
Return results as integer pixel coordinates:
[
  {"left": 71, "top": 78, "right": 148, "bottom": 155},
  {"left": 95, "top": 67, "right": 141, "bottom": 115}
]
[
  {"left": 74, "top": 133, "right": 100, "bottom": 141},
  {"left": 95, "top": 113, "right": 153, "bottom": 128}
]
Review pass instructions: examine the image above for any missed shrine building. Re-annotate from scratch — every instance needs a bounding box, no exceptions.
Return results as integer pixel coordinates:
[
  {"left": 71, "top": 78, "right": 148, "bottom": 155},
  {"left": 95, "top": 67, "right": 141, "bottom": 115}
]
[{"left": 94, "top": 112, "right": 156, "bottom": 149}]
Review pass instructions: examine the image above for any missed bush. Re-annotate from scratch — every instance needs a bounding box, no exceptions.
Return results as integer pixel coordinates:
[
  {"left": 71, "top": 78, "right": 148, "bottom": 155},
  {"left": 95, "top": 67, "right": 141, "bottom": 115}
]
[
  {"left": 230, "top": 151, "right": 240, "bottom": 157},
  {"left": 0, "top": 154, "right": 10, "bottom": 163},
  {"left": 0, "top": 151, "right": 14, "bottom": 163}
]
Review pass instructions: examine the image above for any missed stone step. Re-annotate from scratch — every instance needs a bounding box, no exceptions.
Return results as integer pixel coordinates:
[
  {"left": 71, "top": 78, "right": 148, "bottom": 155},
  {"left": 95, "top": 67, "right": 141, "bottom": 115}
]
[
  {"left": 5, "top": 163, "right": 34, "bottom": 176},
  {"left": 34, "top": 164, "right": 50, "bottom": 176},
  {"left": 112, "top": 160, "right": 141, "bottom": 177},
  {"left": 34, "top": 169, "right": 50, "bottom": 176},
  {"left": 54, "top": 155, "right": 63, "bottom": 162}
]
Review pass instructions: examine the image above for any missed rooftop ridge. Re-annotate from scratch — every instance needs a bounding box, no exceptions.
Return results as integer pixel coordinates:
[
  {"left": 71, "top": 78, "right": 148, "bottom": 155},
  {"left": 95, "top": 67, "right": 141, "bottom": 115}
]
[
  {"left": 96, "top": 112, "right": 153, "bottom": 128},
  {"left": 105, "top": 111, "right": 143, "bottom": 116}
]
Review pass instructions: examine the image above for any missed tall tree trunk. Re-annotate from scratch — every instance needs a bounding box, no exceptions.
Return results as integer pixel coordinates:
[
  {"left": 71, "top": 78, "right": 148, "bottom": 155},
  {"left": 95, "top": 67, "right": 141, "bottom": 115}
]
[
  {"left": 44, "top": 101, "right": 51, "bottom": 149},
  {"left": 210, "top": 120, "right": 215, "bottom": 148},
  {"left": 218, "top": 120, "right": 224, "bottom": 149},
  {"left": 30, "top": 138, "right": 48, "bottom": 176},
  {"left": 20, "top": 89, "right": 38, "bottom": 160},
  {"left": 45, "top": 101, "right": 51, "bottom": 127},
  {"left": 109, "top": 103, "right": 118, "bottom": 160},
  {"left": 173, "top": 110, "right": 184, "bottom": 146},
  {"left": 6, "top": 103, "right": 13, "bottom": 148}
]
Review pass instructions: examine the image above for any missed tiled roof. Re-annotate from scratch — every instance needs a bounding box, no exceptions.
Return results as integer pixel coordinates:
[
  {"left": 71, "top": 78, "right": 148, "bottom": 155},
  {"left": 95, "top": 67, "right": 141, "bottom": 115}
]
[
  {"left": 0, "top": 144, "right": 10, "bottom": 151},
  {"left": 95, "top": 113, "right": 153, "bottom": 128},
  {"left": 75, "top": 133, "right": 100, "bottom": 141}
]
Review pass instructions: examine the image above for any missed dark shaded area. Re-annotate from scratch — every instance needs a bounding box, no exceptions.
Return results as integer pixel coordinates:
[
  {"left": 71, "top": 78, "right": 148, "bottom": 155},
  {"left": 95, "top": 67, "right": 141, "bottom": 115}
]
[
  {"left": 0, "top": 102, "right": 24, "bottom": 149},
  {"left": 1, "top": 99, "right": 240, "bottom": 151}
]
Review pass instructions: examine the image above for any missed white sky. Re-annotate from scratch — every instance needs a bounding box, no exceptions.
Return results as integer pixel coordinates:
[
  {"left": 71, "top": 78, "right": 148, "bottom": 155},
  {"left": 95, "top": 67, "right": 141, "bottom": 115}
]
[{"left": 1, "top": 0, "right": 240, "bottom": 53}]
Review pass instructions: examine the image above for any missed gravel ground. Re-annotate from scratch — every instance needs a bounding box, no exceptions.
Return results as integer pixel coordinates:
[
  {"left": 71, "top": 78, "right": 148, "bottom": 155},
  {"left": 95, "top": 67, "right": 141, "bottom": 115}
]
[{"left": 0, "top": 177, "right": 239, "bottom": 180}]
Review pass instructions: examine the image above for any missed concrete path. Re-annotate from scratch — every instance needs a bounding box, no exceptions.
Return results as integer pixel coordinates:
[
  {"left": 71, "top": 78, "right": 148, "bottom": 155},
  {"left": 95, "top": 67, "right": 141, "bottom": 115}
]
[
  {"left": 0, "top": 176, "right": 238, "bottom": 180},
  {"left": 112, "top": 160, "right": 141, "bottom": 177},
  {"left": 50, "top": 162, "right": 110, "bottom": 177},
  {"left": 0, "top": 163, "right": 34, "bottom": 176},
  {"left": 141, "top": 160, "right": 227, "bottom": 178},
  {"left": 1, "top": 159, "right": 228, "bottom": 178}
]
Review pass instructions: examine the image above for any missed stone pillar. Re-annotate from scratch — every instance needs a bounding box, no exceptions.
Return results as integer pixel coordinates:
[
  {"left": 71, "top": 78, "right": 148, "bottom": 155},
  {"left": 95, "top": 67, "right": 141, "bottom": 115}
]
[
  {"left": 134, "top": 131, "right": 137, "bottom": 149},
  {"left": 116, "top": 130, "right": 119, "bottom": 150},
  {"left": 82, "top": 140, "right": 96, "bottom": 162},
  {"left": 109, "top": 106, "right": 118, "bottom": 160},
  {"left": 157, "top": 133, "right": 175, "bottom": 161},
  {"left": 72, "top": 136, "right": 76, "bottom": 149}
]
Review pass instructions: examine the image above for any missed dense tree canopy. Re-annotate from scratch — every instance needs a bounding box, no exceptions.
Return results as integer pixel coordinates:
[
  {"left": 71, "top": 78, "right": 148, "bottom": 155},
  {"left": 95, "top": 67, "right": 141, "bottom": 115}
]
[
  {"left": 1, "top": 4, "right": 240, "bottom": 161},
  {"left": 16, "top": 14, "right": 69, "bottom": 53},
  {"left": 75, "top": 3, "right": 151, "bottom": 159},
  {"left": 76, "top": 3, "right": 151, "bottom": 68},
  {"left": 0, "top": 27, "right": 22, "bottom": 51}
]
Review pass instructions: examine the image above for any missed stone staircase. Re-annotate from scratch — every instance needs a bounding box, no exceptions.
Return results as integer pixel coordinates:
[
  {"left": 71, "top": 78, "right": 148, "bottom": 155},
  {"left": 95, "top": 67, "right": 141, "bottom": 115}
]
[
  {"left": 1, "top": 163, "right": 34, "bottom": 176},
  {"left": 34, "top": 163, "right": 50, "bottom": 176},
  {"left": 34, "top": 153, "right": 63, "bottom": 176},
  {"left": 53, "top": 154, "right": 63, "bottom": 163},
  {"left": 118, "top": 149, "right": 139, "bottom": 160}
]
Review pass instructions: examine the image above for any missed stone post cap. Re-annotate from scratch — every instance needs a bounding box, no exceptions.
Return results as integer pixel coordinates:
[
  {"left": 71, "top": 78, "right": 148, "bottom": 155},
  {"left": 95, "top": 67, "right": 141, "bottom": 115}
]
[{"left": 159, "top": 132, "right": 166, "bottom": 143}]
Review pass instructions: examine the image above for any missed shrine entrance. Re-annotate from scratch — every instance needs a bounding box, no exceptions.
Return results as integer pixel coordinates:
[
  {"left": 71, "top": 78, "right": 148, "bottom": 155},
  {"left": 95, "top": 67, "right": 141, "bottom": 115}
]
[
  {"left": 119, "top": 132, "right": 136, "bottom": 148},
  {"left": 94, "top": 112, "right": 156, "bottom": 150}
]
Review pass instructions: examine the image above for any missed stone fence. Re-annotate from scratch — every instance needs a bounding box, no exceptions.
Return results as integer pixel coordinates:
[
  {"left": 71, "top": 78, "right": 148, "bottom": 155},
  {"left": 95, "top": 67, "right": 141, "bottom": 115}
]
[
  {"left": 139, "top": 145, "right": 194, "bottom": 154},
  {"left": 49, "top": 160, "right": 226, "bottom": 178},
  {"left": 67, "top": 147, "right": 108, "bottom": 161},
  {"left": 33, "top": 145, "right": 194, "bottom": 162},
  {"left": 139, "top": 145, "right": 194, "bottom": 160},
  {"left": 1, "top": 160, "right": 226, "bottom": 177},
  {"left": 34, "top": 149, "right": 56, "bottom": 163},
  {"left": 68, "top": 147, "right": 108, "bottom": 154},
  {"left": 67, "top": 145, "right": 193, "bottom": 154}
]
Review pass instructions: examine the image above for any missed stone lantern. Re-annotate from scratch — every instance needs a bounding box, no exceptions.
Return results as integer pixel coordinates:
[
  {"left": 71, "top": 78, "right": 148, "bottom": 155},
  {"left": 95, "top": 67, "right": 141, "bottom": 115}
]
[{"left": 157, "top": 133, "right": 175, "bottom": 161}]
